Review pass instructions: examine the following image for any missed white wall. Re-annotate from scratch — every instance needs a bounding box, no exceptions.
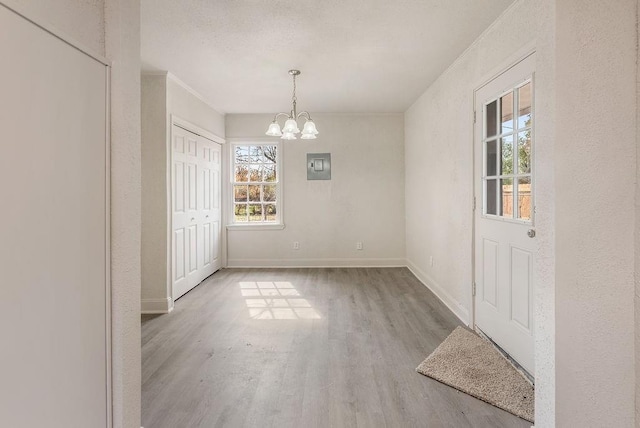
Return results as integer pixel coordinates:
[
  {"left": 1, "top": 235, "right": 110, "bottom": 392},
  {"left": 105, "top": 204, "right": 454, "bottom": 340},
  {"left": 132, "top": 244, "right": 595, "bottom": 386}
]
[
  {"left": 141, "top": 75, "right": 168, "bottom": 311},
  {"left": 225, "top": 113, "right": 405, "bottom": 267},
  {"left": 404, "top": 0, "right": 535, "bottom": 324},
  {"left": 4, "top": 0, "right": 105, "bottom": 55},
  {"left": 554, "top": 0, "right": 636, "bottom": 426},
  {"left": 141, "top": 73, "right": 225, "bottom": 313},
  {"left": 2, "top": 0, "right": 143, "bottom": 427}
]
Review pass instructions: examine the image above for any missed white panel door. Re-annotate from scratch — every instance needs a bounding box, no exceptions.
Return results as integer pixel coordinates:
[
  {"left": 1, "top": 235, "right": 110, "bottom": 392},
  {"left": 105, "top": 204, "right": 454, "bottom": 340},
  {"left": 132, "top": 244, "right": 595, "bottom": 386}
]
[
  {"left": 172, "top": 126, "right": 222, "bottom": 300},
  {"left": 0, "top": 4, "right": 109, "bottom": 427},
  {"left": 474, "top": 54, "right": 536, "bottom": 375}
]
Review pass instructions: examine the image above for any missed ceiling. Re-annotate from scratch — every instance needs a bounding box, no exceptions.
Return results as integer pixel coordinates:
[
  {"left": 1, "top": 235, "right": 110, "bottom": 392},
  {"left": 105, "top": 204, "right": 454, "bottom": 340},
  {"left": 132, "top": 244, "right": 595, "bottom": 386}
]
[{"left": 141, "top": 0, "right": 514, "bottom": 114}]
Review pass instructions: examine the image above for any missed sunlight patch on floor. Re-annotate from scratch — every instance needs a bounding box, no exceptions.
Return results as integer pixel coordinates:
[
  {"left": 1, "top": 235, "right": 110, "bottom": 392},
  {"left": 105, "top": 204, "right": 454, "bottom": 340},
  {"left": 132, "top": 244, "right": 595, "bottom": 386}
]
[{"left": 239, "top": 281, "right": 321, "bottom": 320}]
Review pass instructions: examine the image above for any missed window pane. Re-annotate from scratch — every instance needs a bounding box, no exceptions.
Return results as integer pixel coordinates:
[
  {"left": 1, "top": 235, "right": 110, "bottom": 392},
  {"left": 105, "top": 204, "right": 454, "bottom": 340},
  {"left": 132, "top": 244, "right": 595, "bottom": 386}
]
[
  {"left": 500, "top": 178, "right": 514, "bottom": 218},
  {"left": 486, "top": 179, "right": 497, "bottom": 215},
  {"left": 249, "top": 165, "right": 262, "bottom": 182},
  {"left": 517, "top": 177, "right": 532, "bottom": 220},
  {"left": 518, "top": 82, "right": 532, "bottom": 129},
  {"left": 263, "top": 184, "right": 276, "bottom": 202},
  {"left": 501, "top": 135, "right": 514, "bottom": 175},
  {"left": 235, "top": 146, "right": 250, "bottom": 163},
  {"left": 265, "top": 204, "right": 277, "bottom": 221},
  {"left": 234, "top": 204, "right": 247, "bottom": 222},
  {"left": 486, "top": 140, "right": 497, "bottom": 176},
  {"left": 250, "top": 146, "right": 263, "bottom": 163},
  {"left": 248, "top": 185, "right": 261, "bottom": 202},
  {"left": 501, "top": 91, "right": 514, "bottom": 134},
  {"left": 263, "top": 164, "right": 276, "bottom": 182},
  {"left": 248, "top": 204, "right": 263, "bottom": 222},
  {"left": 486, "top": 100, "right": 497, "bottom": 138},
  {"left": 517, "top": 131, "right": 531, "bottom": 174},
  {"left": 235, "top": 165, "right": 248, "bottom": 182},
  {"left": 234, "top": 185, "right": 248, "bottom": 202},
  {"left": 263, "top": 145, "right": 277, "bottom": 163}
]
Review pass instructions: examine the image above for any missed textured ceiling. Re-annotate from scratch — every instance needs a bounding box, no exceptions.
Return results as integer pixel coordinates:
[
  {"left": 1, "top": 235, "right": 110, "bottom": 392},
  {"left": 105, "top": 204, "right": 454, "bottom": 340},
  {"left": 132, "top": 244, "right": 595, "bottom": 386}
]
[{"left": 141, "top": 0, "right": 514, "bottom": 114}]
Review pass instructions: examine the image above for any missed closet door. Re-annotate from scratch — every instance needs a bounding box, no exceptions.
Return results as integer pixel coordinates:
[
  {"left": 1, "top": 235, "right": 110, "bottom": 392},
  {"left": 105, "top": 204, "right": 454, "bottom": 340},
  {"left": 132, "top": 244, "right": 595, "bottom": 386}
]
[
  {"left": 0, "top": 4, "right": 109, "bottom": 427},
  {"left": 172, "top": 126, "right": 222, "bottom": 300},
  {"left": 199, "top": 138, "right": 222, "bottom": 280}
]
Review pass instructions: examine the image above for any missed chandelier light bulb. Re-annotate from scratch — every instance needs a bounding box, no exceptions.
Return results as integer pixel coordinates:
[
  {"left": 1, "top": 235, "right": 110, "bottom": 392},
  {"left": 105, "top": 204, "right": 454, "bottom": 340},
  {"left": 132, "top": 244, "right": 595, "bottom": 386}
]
[
  {"left": 265, "top": 122, "right": 283, "bottom": 137},
  {"left": 302, "top": 120, "right": 319, "bottom": 135},
  {"left": 281, "top": 132, "right": 297, "bottom": 140},
  {"left": 283, "top": 118, "right": 300, "bottom": 134}
]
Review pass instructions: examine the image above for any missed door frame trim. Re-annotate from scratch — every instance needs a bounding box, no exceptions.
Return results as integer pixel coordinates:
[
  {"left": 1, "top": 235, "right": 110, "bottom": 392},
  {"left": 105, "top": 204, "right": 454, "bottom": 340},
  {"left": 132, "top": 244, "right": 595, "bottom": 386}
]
[
  {"left": 470, "top": 45, "right": 536, "bottom": 333},
  {"left": 168, "top": 115, "right": 226, "bottom": 305}
]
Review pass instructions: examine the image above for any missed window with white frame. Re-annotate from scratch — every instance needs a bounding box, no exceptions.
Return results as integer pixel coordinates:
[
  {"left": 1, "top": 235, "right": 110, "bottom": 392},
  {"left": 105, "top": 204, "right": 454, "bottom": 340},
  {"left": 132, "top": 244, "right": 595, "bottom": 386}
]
[{"left": 232, "top": 144, "right": 280, "bottom": 224}]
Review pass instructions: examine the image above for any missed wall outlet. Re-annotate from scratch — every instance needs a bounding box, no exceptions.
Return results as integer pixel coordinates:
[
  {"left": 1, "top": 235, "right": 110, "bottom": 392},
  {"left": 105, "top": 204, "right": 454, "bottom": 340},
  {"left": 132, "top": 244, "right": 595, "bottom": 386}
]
[
  {"left": 356, "top": 242, "right": 363, "bottom": 250},
  {"left": 293, "top": 241, "right": 300, "bottom": 250},
  {"left": 429, "top": 256, "right": 434, "bottom": 267}
]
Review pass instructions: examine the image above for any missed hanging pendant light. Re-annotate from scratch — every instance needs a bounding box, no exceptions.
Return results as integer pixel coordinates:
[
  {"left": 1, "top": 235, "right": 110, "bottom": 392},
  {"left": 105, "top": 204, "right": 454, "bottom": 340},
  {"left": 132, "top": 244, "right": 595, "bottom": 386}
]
[{"left": 265, "top": 70, "right": 319, "bottom": 140}]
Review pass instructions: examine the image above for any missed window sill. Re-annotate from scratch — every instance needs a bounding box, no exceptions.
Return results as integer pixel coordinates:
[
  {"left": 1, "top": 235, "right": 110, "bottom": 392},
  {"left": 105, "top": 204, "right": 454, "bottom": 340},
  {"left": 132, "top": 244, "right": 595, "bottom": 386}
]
[{"left": 226, "top": 223, "right": 285, "bottom": 231}]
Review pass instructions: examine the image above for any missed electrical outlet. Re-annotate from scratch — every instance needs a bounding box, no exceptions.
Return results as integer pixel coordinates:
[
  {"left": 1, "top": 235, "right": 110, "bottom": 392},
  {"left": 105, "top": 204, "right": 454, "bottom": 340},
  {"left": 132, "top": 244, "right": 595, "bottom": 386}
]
[
  {"left": 429, "top": 256, "right": 434, "bottom": 267},
  {"left": 356, "top": 242, "right": 363, "bottom": 250},
  {"left": 293, "top": 241, "right": 300, "bottom": 250}
]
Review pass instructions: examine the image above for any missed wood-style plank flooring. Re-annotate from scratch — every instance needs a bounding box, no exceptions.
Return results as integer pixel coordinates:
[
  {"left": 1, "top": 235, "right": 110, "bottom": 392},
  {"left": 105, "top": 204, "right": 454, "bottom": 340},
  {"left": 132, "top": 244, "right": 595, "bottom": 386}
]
[{"left": 142, "top": 268, "right": 530, "bottom": 428}]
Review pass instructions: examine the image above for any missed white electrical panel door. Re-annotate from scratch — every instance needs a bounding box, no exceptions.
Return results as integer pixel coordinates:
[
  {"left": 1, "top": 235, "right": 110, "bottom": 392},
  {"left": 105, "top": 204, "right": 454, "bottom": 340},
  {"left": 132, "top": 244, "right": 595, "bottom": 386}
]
[
  {"left": 172, "top": 125, "right": 221, "bottom": 300},
  {"left": 0, "top": 4, "right": 109, "bottom": 427}
]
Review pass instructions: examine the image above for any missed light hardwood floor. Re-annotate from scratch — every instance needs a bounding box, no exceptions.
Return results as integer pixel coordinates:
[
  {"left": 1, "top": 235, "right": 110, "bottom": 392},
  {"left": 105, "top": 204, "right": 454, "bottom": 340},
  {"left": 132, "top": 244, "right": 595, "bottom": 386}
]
[{"left": 142, "top": 268, "right": 530, "bottom": 428}]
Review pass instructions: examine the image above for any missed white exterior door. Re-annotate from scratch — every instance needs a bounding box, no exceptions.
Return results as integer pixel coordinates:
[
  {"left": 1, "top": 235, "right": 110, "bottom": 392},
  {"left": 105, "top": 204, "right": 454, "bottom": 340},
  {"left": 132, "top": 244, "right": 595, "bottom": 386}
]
[
  {"left": 474, "top": 54, "right": 536, "bottom": 374},
  {"left": 172, "top": 125, "right": 221, "bottom": 300}
]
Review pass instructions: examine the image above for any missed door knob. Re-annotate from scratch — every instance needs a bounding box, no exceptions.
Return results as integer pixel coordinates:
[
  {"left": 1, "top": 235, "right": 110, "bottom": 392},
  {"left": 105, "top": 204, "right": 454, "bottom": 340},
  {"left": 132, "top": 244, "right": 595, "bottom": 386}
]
[
  {"left": 527, "top": 229, "right": 536, "bottom": 238},
  {"left": 190, "top": 217, "right": 195, "bottom": 222}
]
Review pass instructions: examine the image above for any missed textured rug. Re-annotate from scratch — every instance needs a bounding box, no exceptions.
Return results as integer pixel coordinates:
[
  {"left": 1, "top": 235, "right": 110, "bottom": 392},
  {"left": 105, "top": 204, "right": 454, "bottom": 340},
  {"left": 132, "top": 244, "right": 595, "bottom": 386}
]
[{"left": 416, "top": 327, "right": 534, "bottom": 423}]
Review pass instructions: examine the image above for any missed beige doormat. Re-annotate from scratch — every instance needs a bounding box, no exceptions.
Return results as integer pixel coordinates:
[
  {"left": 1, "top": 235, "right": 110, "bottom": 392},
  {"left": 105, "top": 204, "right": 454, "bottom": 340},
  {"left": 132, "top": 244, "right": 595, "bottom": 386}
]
[{"left": 416, "top": 327, "right": 534, "bottom": 423}]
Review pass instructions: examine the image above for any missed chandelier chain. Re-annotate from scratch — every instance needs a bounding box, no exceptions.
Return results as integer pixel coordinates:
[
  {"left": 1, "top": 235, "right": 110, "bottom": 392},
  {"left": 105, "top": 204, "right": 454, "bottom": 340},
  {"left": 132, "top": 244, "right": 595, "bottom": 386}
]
[{"left": 292, "top": 73, "right": 297, "bottom": 103}]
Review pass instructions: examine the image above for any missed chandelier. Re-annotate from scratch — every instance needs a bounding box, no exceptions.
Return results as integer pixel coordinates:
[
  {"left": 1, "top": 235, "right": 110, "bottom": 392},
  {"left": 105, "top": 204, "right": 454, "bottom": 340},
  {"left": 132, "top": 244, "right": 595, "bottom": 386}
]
[{"left": 265, "top": 70, "right": 319, "bottom": 140}]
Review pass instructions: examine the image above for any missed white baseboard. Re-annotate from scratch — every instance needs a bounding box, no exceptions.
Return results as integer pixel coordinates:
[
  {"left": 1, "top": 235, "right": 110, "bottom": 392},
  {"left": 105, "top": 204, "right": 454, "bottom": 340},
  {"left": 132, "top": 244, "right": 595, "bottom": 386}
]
[
  {"left": 226, "top": 258, "right": 406, "bottom": 268},
  {"left": 141, "top": 297, "right": 174, "bottom": 314},
  {"left": 406, "top": 259, "right": 469, "bottom": 325}
]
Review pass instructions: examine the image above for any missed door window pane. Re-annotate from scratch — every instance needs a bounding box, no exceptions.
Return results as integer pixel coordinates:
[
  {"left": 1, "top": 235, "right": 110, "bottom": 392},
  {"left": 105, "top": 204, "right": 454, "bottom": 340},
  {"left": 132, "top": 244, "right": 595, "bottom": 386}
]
[
  {"left": 486, "top": 100, "right": 497, "bottom": 138},
  {"left": 518, "top": 82, "right": 532, "bottom": 129},
  {"left": 501, "top": 135, "right": 514, "bottom": 175},
  {"left": 501, "top": 91, "right": 514, "bottom": 134},
  {"left": 486, "top": 140, "right": 497, "bottom": 176},
  {"left": 517, "top": 177, "right": 532, "bottom": 220},
  {"left": 517, "top": 131, "right": 531, "bottom": 174},
  {"left": 486, "top": 179, "right": 497, "bottom": 215},
  {"left": 500, "top": 178, "right": 514, "bottom": 218}
]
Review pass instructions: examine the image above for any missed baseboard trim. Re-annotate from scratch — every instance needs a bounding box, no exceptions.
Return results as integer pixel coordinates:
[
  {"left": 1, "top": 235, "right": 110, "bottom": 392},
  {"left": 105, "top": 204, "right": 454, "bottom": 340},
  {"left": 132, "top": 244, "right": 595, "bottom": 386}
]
[
  {"left": 141, "top": 297, "right": 174, "bottom": 314},
  {"left": 406, "top": 259, "right": 469, "bottom": 325},
  {"left": 226, "top": 258, "right": 406, "bottom": 268}
]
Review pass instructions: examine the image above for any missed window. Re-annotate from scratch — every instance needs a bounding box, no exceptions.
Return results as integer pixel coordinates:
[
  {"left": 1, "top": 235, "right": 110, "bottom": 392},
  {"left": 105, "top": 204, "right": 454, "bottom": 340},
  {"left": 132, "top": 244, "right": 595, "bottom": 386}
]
[
  {"left": 482, "top": 80, "right": 532, "bottom": 221},
  {"left": 231, "top": 144, "right": 281, "bottom": 225}
]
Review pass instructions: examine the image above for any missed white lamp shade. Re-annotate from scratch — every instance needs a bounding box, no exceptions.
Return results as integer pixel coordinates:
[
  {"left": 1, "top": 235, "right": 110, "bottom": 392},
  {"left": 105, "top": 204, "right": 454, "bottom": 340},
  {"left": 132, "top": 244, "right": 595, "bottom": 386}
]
[
  {"left": 283, "top": 118, "right": 300, "bottom": 134},
  {"left": 302, "top": 120, "right": 319, "bottom": 135},
  {"left": 281, "top": 132, "right": 297, "bottom": 140},
  {"left": 265, "top": 122, "right": 282, "bottom": 136},
  {"left": 300, "top": 132, "right": 316, "bottom": 140}
]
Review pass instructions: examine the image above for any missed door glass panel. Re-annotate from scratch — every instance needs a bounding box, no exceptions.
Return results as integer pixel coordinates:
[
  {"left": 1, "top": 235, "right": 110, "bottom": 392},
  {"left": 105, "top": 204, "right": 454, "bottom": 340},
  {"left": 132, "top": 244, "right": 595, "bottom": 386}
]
[
  {"left": 518, "top": 82, "right": 532, "bottom": 128},
  {"left": 500, "top": 178, "right": 514, "bottom": 218},
  {"left": 517, "top": 177, "right": 532, "bottom": 220},
  {"left": 486, "top": 100, "right": 497, "bottom": 138},
  {"left": 500, "top": 135, "right": 513, "bottom": 175},
  {"left": 486, "top": 179, "right": 497, "bottom": 215},
  {"left": 517, "top": 131, "right": 531, "bottom": 174},
  {"left": 500, "top": 91, "right": 514, "bottom": 134},
  {"left": 486, "top": 140, "right": 497, "bottom": 176}
]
